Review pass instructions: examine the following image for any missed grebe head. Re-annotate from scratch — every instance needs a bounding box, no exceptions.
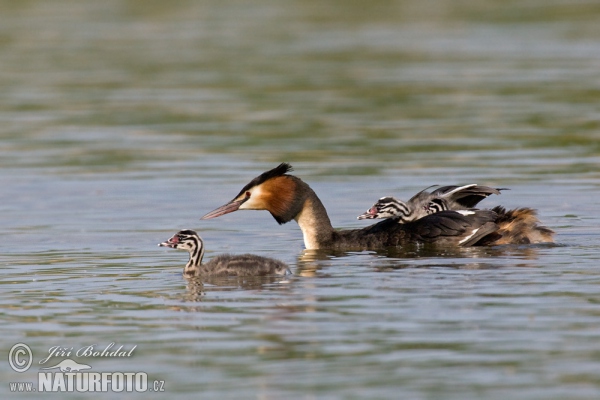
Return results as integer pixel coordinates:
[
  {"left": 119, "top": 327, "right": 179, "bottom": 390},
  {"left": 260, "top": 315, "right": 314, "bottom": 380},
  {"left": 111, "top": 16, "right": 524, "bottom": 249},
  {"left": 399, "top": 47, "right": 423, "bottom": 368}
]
[
  {"left": 158, "top": 229, "right": 200, "bottom": 250},
  {"left": 357, "top": 196, "right": 413, "bottom": 221},
  {"left": 158, "top": 230, "right": 205, "bottom": 268},
  {"left": 201, "top": 163, "right": 304, "bottom": 224}
]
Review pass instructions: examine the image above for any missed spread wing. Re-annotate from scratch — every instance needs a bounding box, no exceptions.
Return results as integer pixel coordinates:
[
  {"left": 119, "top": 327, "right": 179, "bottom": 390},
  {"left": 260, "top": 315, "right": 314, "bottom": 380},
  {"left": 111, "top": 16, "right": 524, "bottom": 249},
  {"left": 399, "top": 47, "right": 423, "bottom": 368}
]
[{"left": 432, "top": 185, "right": 505, "bottom": 208}]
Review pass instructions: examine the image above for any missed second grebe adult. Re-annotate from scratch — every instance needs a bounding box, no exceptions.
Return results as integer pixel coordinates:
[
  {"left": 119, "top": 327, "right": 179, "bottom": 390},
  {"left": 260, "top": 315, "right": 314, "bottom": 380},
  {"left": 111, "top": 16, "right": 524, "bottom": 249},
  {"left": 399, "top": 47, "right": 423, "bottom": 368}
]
[
  {"left": 357, "top": 184, "right": 503, "bottom": 222},
  {"left": 200, "top": 164, "right": 553, "bottom": 250},
  {"left": 158, "top": 230, "right": 290, "bottom": 277}
]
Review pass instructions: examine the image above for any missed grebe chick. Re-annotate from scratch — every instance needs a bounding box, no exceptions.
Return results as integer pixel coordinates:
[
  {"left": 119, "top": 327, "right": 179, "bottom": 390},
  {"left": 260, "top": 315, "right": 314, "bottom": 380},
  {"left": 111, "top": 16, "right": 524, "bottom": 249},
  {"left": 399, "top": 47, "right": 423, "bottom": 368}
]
[
  {"left": 357, "top": 196, "right": 444, "bottom": 222},
  {"left": 358, "top": 184, "right": 503, "bottom": 222},
  {"left": 200, "top": 163, "right": 553, "bottom": 250},
  {"left": 158, "top": 230, "right": 290, "bottom": 277}
]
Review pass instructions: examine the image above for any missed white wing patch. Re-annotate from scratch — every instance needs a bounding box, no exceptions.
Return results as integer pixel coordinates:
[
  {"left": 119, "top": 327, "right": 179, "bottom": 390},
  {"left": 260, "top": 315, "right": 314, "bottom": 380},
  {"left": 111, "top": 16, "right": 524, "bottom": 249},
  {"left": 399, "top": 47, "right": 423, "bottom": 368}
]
[
  {"left": 456, "top": 210, "right": 476, "bottom": 216},
  {"left": 443, "top": 184, "right": 476, "bottom": 197},
  {"left": 459, "top": 227, "right": 480, "bottom": 245}
]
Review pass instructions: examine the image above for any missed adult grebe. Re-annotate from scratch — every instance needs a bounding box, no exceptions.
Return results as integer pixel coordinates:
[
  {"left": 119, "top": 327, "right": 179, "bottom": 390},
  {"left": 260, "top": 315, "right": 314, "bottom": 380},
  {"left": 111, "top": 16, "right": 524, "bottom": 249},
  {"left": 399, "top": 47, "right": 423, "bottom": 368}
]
[
  {"left": 158, "top": 230, "right": 290, "bottom": 277},
  {"left": 201, "top": 164, "right": 553, "bottom": 249},
  {"left": 357, "top": 184, "right": 503, "bottom": 222}
]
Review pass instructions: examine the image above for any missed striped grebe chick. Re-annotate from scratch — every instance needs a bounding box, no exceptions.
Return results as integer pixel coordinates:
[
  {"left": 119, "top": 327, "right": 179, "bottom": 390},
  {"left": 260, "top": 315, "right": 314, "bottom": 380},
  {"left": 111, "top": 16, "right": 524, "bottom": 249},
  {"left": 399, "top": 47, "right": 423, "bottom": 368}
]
[
  {"left": 357, "top": 196, "right": 443, "bottom": 222},
  {"left": 158, "top": 230, "right": 290, "bottom": 277},
  {"left": 200, "top": 164, "right": 553, "bottom": 250},
  {"left": 358, "top": 184, "right": 503, "bottom": 222}
]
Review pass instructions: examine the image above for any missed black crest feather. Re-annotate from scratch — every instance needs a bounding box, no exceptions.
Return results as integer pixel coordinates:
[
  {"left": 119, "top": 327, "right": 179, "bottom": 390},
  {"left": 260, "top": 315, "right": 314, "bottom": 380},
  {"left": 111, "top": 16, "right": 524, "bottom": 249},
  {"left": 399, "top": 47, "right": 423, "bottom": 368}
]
[
  {"left": 178, "top": 229, "right": 198, "bottom": 236},
  {"left": 234, "top": 163, "right": 294, "bottom": 199}
]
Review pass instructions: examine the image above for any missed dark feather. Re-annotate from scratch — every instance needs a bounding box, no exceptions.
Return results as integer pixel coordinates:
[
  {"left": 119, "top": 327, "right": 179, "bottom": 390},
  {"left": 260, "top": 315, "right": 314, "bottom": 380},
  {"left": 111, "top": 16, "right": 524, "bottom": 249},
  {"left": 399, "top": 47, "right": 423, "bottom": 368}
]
[
  {"left": 405, "top": 210, "right": 498, "bottom": 243},
  {"left": 234, "top": 163, "right": 294, "bottom": 199},
  {"left": 431, "top": 185, "right": 506, "bottom": 208},
  {"left": 327, "top": 210, "right": 499, "bottom": 249}
]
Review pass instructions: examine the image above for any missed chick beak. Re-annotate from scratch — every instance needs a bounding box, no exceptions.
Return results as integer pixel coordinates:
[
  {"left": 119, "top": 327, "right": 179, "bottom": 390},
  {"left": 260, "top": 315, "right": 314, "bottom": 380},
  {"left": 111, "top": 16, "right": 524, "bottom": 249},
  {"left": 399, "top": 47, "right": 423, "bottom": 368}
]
[
  {"left": 357, "top": 207, "right": 377, "bottom": 220},
  {"left": 158, "top": 236, "right": 178, "bottom": 248},
  {"left": 201, "top": 198, "right": 245, "bottom": 220}
]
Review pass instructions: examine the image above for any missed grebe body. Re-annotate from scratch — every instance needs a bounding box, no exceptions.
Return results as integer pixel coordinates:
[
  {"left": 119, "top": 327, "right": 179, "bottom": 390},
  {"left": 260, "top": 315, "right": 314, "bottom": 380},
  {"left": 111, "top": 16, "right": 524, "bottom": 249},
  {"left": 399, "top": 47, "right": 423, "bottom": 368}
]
[
  {"left": 158, "top": 230, "right": 290, "bottom": 277},
  {"left": 200, "top": 164, "right": 553, "bottom": 250}
]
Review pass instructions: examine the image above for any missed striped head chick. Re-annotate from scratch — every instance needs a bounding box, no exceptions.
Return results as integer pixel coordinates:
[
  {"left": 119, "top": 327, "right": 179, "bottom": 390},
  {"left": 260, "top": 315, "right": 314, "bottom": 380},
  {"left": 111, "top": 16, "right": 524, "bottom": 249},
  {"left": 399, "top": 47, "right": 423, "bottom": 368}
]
[
  {"left": 358, "top": 196, "right": 453, "bottom": 224},
  {"left": 158, "top": 229, "right": 205, "bottom": 274},
  {"left": 357, "top": 196, "right": 416, "bottom": 223}
]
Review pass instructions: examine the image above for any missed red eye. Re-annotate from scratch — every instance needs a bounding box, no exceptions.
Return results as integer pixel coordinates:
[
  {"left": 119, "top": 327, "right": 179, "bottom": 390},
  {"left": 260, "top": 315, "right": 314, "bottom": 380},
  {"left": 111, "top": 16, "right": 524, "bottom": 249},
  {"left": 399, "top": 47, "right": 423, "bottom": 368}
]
[{"left": 245, "top": 191, "right": 251, "bottom": 197}]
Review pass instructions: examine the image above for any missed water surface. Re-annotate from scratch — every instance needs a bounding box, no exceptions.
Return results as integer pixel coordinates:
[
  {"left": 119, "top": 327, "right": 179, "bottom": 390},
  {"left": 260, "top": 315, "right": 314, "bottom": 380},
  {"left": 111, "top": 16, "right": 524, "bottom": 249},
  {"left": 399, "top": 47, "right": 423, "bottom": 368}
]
[{"left": 1, "top": 1, "right": 600, "bottom": 399}]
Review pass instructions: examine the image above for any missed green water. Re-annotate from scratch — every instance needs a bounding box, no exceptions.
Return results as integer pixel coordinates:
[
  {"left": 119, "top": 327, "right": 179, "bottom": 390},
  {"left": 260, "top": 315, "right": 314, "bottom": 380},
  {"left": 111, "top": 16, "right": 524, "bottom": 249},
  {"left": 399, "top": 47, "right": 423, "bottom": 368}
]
[{"left": 1, "top": 1, "right": 600, "bottom": 399}]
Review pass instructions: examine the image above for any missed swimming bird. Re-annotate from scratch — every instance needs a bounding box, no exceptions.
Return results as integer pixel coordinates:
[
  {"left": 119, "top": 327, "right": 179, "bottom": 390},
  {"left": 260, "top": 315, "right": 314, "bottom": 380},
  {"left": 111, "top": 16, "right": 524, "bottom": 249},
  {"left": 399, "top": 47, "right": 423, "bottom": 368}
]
[
  {"left": 357, "top": 184, "right": 503, "bottom": 222},
  {"left": 200, "top": 163, "right": 553, "bottom": 250},
  {"left": 158, "top": 230, "right": 290, "bottom": 277}
]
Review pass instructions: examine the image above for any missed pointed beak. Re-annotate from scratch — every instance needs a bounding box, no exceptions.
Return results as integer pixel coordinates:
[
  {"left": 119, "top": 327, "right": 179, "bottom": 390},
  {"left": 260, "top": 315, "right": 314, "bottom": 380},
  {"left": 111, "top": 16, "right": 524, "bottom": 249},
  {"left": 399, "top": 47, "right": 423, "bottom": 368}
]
[
  {"left": 201, "top": 198, "right": 245, "bottom": 220},
  {"left": 357, "top": 207, "right": 377, "bottom": 220},
  {"left": 158, "top": 237, "right": 177, "bottom": 248}
]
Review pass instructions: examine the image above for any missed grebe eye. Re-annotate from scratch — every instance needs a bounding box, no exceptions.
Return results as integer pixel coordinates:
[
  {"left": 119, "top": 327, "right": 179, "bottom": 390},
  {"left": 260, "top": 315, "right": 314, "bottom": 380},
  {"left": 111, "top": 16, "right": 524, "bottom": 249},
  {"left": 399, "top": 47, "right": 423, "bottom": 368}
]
[{"left": 245, "top": 191, "right": 251, "bottom": 197}]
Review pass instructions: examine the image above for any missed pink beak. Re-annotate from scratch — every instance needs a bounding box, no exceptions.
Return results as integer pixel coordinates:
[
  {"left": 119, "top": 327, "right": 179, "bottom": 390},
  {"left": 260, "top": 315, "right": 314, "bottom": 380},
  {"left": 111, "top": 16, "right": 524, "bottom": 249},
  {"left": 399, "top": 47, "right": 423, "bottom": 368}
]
[
  {"left": 201, "top": 198, "right": 246, "bottom": 220},
  {"left": 158, "top": 235, "right": 178, "bottom": 248},
  {"left": 357, "top": 206, "right": 377, "bottom": 220}
]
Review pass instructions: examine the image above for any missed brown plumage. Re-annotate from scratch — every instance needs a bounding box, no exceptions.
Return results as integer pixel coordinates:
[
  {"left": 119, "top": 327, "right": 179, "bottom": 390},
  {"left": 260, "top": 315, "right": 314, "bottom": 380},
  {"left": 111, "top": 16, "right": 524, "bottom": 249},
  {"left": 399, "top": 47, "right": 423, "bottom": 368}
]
[
  {"left": 201, "top": 164, "right": 554, "bottom": 250},
  {"left": 476, "top": 206, "right": 555, "bottom": 245},
  {"left": 158, "top": 230, "right": 290, "bottom": 277}
]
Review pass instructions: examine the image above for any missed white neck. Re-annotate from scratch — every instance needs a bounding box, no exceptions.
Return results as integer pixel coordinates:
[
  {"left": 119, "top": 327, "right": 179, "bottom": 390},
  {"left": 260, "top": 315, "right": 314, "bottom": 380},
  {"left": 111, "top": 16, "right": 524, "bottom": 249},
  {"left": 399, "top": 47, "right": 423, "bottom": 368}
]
[
  {"left": 184, "top": 237, "right": 205, "bottom": 274},
  {"left": 294, "top": 196, "right": 334, "bottom": 250}
]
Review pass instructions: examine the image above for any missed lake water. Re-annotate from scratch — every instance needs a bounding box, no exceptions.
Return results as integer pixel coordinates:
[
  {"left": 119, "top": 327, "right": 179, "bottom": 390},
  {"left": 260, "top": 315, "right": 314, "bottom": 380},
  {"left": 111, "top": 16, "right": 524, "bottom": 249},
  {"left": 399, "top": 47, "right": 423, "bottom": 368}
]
[{"left": 1, "top": 1, "right": 600, "bottom": 399}]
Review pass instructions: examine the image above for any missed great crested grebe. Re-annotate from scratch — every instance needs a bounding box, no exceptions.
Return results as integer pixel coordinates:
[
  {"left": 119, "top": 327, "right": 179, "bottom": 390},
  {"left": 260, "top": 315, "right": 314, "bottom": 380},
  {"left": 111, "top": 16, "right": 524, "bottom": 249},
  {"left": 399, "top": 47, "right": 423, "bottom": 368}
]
[
  {"left": 158, "top": 230, "right": 290, "bottom": 277},
  {"left": 200, "top": 163, "right": 554, "bottom": 250},
  {"left": 357, "top": 184, "right": 504, "bottom": 222}
]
